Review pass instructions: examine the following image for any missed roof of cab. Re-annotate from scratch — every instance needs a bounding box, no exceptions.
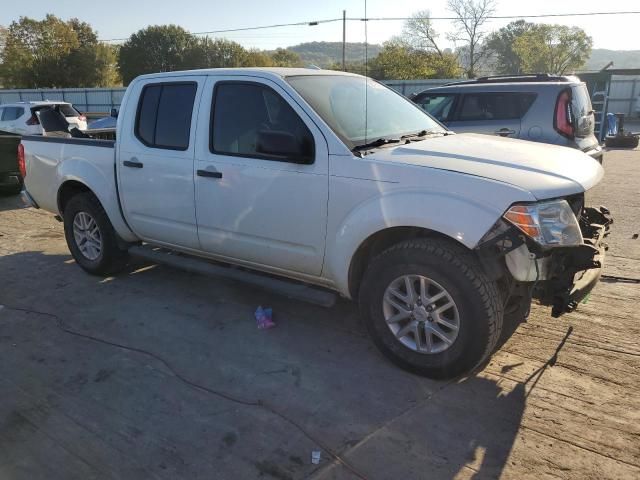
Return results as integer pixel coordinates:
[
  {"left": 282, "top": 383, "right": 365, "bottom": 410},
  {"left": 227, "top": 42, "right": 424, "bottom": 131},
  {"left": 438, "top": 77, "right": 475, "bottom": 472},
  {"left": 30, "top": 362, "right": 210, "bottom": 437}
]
[{"left": 133, "top": 67, "right": 362, "bottom": 82}]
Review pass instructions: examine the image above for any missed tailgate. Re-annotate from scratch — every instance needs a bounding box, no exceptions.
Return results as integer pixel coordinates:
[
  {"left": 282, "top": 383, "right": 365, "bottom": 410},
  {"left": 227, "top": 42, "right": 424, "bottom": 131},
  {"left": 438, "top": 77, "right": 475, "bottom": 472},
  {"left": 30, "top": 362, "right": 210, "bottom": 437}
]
[{"left": 0, "top": 131, "right": 21, "bottom": 174}]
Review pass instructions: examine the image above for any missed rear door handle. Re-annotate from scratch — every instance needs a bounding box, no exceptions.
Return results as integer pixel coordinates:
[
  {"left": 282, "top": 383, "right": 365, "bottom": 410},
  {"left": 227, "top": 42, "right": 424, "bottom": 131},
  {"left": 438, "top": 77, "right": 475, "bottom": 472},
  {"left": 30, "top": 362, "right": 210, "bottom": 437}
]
[
  {"left": 123, "top": 159, "right": 143, "bottom": 168},
  {"left": 197, "top": 169, "right": 222, "bottom": 179},
  {"left": 495, "top": 128, "right": 516, "bottom": 137}
]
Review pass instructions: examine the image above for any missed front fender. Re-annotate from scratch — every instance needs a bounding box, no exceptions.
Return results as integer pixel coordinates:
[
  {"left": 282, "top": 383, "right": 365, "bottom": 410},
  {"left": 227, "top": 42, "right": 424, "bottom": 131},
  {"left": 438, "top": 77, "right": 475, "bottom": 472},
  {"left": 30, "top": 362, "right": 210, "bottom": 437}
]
[
  {"left": 325, "top": 189, "right": 510, "bottom": 297},
  {"left": 58, "top": 157, "right": 138, "bottom": 242}
]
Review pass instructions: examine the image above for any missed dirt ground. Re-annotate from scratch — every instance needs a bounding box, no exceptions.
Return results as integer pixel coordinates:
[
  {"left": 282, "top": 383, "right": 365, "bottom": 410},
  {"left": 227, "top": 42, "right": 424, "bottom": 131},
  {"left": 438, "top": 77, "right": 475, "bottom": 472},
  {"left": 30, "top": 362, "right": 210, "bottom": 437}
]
[{"left": 0, "top": 148, "right": 638, "bottom": 480}]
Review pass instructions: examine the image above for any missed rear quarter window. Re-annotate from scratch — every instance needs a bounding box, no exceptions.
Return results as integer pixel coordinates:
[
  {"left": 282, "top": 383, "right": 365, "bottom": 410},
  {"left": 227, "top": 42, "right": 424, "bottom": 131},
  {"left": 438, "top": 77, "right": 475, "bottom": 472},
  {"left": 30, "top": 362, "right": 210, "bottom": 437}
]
[
  {"left": 457, "top": 92, "right": 537, "bottom": 121},
  {"left": 1, "top": 106, "right": 25, "bottom": 121}
]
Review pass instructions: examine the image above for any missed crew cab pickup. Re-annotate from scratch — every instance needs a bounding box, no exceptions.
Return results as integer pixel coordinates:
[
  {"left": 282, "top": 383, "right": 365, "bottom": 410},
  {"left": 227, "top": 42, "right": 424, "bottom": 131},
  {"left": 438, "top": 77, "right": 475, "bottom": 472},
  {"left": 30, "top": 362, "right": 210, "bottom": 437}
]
[{"left": 20, "top": 68, "right": 612, "bottom": 379}]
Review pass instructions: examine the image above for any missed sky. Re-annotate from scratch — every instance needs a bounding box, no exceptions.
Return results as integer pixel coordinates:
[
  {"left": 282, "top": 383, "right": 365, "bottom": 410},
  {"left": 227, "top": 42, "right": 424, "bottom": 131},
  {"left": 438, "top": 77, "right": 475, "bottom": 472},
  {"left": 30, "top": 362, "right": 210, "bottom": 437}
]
[{"left": 2, "top": 0, "right": 640, "bottom": 51}]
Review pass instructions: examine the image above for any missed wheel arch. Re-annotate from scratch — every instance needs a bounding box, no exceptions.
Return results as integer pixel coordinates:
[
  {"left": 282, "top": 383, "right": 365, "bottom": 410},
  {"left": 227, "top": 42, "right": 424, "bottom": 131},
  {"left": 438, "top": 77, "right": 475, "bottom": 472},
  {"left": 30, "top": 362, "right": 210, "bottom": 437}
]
[
  {"left": 56, "top": 174, "right": 137, "bottom": 243},
  {"left": 346, "top": 226, "right": 469, "bottom": 301}
]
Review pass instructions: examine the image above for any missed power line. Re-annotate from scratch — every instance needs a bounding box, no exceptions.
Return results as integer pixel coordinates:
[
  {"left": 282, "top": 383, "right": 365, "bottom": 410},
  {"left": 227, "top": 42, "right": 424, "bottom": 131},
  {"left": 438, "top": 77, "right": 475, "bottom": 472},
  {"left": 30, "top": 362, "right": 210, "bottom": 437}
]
[
  {"left": 1, "top": 10, "right": 640, "bottom": 49},
  {"left": 356, "top": 10, "right": 640, "bottom": 21},
  {"left": 358, "top": 10, "right": 640, "bottom": 21}
]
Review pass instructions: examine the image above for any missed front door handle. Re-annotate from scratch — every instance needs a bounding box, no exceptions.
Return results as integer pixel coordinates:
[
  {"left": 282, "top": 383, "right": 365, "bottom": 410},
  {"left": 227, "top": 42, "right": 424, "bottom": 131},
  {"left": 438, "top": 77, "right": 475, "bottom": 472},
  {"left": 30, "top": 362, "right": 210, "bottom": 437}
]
[
  {"left": 495, "top": 128, "right": 516, "bottom": 137},
  {"left": 123, "top": 159, "right": 144, "bottom": 168},
  {"left": 197, "top": 169, "right": 222, "bottom": 179}
]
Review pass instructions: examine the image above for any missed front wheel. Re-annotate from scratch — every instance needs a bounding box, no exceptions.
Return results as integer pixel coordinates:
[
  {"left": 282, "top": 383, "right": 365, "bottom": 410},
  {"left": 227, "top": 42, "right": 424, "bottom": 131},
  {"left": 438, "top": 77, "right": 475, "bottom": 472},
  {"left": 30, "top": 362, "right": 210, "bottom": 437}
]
[
  {"left": 63, "top": 192, "right": 128, "bottom": 275},
  {"left": 359, "top": 238, "right": 504, "bottom": 379}
]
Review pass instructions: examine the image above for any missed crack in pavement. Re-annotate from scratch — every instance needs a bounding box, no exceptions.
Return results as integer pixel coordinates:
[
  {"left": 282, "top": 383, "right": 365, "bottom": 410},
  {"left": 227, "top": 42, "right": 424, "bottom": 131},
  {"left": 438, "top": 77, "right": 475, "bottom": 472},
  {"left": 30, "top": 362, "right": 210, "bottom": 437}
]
[{"left": 0, "top": 304, "right": 369, "bottom": 480}]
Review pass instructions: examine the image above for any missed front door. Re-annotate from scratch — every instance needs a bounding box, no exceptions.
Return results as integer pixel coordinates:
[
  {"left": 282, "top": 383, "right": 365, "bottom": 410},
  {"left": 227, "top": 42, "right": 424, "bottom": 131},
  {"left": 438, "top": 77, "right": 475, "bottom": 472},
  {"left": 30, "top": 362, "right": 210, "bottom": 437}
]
[
  {"left": 117, "top": 76, "right": 204, "bottom": 249},
  {"left": 194, "top": 76, "right": 329, "bottom": 276}
]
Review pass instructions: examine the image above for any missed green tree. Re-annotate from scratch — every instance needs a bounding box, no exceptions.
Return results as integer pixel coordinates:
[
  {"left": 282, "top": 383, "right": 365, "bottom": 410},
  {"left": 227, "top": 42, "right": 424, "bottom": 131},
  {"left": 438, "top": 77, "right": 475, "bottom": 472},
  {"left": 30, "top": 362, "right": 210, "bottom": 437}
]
[
  {"left": 0, "top": 15, "right": 118, "bottom": 88},
  {"left": 118, "top": 25, "right": 198, "bottom": 84},
  {"left": 512, "top": 24, "right": 593, "bottom": 74},
  {"left": 369, "top": 40, "right": 461, "bottom": 80},
  {"left": 189, "top": 38, "right": 249, "bottom": 69},
  {"left": 487, "top": 20, "right": 536, "bottom": 74},
  {"left": 243, "top": 49, "right": 274, "bottom": 67},
  {"left": 271, "top": 48, "right": 303, "bottom": 67}
]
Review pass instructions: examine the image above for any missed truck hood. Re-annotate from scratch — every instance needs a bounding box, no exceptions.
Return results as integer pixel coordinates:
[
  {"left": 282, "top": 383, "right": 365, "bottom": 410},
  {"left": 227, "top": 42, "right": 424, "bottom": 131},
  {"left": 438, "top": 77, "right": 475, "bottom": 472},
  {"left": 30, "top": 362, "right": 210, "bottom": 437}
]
[{"left": 367, "top": 133, "right": 604, "bottom": 199}]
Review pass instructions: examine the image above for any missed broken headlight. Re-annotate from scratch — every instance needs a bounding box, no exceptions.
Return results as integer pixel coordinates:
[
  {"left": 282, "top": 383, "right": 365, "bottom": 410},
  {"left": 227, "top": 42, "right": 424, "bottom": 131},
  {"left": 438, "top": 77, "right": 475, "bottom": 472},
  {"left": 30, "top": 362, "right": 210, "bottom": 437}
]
[{"left": 503, "top": 199, "right": 583, "bottom": 247}]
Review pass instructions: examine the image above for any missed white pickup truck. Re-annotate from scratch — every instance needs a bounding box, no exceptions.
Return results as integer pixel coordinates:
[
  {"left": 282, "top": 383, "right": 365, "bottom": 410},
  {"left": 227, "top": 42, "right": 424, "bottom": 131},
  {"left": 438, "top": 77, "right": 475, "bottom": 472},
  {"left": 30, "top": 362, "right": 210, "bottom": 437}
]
[{"left": 20, "top": 68, "right": 611, "bottom": 379}]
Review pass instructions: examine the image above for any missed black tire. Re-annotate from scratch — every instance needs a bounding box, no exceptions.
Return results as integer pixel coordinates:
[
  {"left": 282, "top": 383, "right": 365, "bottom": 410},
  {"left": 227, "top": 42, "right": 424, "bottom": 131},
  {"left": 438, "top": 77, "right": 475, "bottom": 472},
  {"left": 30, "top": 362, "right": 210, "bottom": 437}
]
[
  {"left": 359, "top": 238, "right": 503, "bottom": 379},
  {"left": 495, "top": 294, "right": 530, "bottom": 352},
  {"left": 63, "top": 192, "right": 128, "bottom": 275}
]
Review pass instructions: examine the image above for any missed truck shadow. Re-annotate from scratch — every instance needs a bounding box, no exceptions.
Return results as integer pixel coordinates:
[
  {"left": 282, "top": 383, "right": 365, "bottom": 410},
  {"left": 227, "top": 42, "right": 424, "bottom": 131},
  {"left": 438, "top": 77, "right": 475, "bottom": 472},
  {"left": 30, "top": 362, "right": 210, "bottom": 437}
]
[{"left": 0, "top": 250, "right": 568, "bottom": 479}]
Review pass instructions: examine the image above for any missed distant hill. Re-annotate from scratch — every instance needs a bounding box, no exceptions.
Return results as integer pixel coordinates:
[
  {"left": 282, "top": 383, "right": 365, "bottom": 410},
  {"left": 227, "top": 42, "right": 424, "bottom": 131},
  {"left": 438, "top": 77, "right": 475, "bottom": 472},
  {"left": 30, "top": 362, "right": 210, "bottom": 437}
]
[
  {"left": 584, "top": 49, "right": 640, "bottom": 71},
  {"left": 282, "top": 43, "right": 640, "bottom": 73},
  {"left": 285, "top": 42, "right": 382, "bottom": 67}
]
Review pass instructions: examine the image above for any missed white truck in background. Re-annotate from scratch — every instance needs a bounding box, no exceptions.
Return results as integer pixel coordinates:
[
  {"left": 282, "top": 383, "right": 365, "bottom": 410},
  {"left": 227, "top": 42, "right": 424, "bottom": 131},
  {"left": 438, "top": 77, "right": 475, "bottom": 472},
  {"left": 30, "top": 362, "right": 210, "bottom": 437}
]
[{"left": 20, "top": 68, "right": 611, "bottom": 379}]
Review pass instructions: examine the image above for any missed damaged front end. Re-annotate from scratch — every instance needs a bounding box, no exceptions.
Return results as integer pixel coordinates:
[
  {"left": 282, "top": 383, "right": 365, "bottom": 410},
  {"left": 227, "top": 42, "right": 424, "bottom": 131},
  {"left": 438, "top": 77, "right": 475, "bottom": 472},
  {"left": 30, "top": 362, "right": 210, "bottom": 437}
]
[
  {"left": 535, "top": 206, "right": 612, "bottom": 316},
  {"left": 477, "top": 198, "right": 613, "bottom": 318}
]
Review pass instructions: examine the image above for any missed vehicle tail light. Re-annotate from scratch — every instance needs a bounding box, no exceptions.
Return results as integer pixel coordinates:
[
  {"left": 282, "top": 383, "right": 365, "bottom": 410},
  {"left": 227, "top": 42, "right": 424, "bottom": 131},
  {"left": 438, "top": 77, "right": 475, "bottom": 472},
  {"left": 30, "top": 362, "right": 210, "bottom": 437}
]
[
  {"left": 17, "top": 143, "right": 26, "bottom": 178},
  {"left": 26, "top": 115, "right": 39, "bottom": 126},
  {"left": 554, "top": 89, "right": 574, "bottom": 138},
  {"left": 78, "top": 115, "right": 86, "bottom": 122}
]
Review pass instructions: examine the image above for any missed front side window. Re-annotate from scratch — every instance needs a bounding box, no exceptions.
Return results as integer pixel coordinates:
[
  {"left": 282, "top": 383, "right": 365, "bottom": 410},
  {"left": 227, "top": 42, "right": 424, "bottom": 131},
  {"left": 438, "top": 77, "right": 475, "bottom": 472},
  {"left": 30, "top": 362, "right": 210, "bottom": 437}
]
[
  {"left": 135, "top": 82, "right": 197, "bottom": 150},
  {"left": 457, "top": 93, "right": 536, "bottom": 121},
  {"left": 286, "top": 75, "right": 444, "bottom": 150},
  {"left": 211, "top": 82, "right": 314, "bottom": 163},
  {"left": 414, "top": 94, "right": 456, "bottom": 122}
]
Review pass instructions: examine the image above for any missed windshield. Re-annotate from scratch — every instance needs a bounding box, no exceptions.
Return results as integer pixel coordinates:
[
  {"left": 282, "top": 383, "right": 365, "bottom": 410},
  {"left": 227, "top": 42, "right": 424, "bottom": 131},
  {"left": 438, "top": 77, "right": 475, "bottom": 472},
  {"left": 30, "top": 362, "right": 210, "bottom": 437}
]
[{"left": 287, "top": 75, "right": 444, "bottom": 149}]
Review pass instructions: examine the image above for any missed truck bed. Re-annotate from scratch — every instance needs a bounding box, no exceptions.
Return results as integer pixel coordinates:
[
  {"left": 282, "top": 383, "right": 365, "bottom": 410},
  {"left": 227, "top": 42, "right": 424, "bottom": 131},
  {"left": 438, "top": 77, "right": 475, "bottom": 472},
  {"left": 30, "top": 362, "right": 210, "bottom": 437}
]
[{"left": 21, "top": 134, "right": 116, "bottom": 215}]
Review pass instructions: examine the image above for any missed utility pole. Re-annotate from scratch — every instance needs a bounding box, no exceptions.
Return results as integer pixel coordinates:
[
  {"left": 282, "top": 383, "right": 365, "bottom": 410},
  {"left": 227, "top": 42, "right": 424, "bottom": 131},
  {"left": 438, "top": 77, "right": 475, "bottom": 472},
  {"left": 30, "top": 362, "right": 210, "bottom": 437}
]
[{"left": 342, "top": 10, "right": 346, "bottom": 71}]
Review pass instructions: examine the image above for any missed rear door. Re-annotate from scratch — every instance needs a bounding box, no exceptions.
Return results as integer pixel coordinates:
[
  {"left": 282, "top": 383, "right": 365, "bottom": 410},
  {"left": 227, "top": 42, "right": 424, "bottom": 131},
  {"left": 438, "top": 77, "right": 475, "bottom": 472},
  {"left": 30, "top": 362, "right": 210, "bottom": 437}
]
[
  {"left": 193, "top": 76, "right": 329, "bottom": 275},
  {"left": 448, "top": 92, "right": 535, "bottom": 138},
  {"left": 117, "top": 76, "right": 204, "bottom": 249}
]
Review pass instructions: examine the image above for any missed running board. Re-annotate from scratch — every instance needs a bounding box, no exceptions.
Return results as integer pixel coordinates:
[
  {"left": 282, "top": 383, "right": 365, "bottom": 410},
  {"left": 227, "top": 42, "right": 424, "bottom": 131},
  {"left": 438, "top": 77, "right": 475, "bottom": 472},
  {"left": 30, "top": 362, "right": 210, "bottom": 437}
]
[{"left": 128, "top": 245, "right": 337, "bottom": 308}]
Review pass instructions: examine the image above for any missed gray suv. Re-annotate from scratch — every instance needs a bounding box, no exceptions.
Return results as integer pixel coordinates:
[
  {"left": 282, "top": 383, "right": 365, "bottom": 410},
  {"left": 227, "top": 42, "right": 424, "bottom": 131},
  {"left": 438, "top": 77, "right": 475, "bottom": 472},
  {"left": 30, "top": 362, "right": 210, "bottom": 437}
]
[{"left": 411, "top": 74, "right": 603, "bottom": 163}]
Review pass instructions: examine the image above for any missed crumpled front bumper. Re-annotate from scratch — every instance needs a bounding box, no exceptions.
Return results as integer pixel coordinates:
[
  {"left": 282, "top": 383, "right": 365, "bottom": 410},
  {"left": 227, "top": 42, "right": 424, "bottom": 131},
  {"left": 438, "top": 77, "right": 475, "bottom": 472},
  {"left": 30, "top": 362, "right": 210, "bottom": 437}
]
[{"left": 534, "top": 206, "right": 613, "bottom": 317}]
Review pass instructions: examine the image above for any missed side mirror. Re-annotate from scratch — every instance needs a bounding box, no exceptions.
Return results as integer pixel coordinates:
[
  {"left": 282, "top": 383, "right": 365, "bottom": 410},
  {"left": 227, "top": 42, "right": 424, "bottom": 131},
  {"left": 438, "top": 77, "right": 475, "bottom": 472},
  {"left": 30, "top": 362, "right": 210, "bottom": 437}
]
[
  {"left": 110, "top": 108, "right": 119, "bottom": 118},
  {"left": 256, "top": 130, "right": 313, "bottom": 164}
]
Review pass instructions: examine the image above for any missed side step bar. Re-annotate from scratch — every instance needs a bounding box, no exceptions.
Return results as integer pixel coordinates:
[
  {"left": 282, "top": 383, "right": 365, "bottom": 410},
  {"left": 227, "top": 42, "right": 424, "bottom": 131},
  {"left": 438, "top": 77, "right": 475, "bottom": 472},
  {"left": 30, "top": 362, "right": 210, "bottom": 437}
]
[{"left": 128, "top": 245, "right": 337, "bottom": 308}]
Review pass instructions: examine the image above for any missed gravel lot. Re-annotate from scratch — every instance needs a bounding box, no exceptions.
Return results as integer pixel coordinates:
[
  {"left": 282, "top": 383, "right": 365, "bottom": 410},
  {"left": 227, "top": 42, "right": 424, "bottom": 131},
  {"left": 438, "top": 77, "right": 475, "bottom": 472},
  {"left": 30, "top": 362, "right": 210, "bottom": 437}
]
[{"left": 0, "top": 148, "right": 638, "bottom": 480}]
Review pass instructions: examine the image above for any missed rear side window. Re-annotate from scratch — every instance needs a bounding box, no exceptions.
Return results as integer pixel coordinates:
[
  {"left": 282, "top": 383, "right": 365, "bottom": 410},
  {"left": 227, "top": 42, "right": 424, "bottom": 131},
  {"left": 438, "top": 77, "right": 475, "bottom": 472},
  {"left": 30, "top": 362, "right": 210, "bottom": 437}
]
[
  {"left": 135, "top": 82, "right": 197, "bottom": 150},
  {"left": 1, "top": 106, "right": 25, "bottom": 121},
  {"left": 457, "top": 93, "right": 536, "bottom": 121}
]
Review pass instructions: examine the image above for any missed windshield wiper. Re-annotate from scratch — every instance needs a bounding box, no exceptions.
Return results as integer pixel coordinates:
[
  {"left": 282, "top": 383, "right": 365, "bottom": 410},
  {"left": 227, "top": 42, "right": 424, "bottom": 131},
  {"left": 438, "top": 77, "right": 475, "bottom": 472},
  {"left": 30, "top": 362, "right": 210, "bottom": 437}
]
[
  {"left": 352, "top": 137, "right": 401, "bottom": 152},
  {"left": 400, "top": 129, "right": 445, "bottom": 141}
]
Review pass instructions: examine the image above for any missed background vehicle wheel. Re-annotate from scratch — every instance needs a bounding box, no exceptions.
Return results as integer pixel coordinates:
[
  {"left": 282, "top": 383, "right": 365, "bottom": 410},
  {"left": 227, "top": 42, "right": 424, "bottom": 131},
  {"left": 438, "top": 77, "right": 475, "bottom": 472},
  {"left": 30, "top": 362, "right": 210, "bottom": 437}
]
[
  {"left": 359, "top": 238, "right": 503, "bottom": 379},
  {"left": 605, "top": 135, "right": 639, "bottom": 149},
  {"left": 0, "top": 178, "right": 23, "bottom": 196},
  {"left": 63, "top": 192, "right": 128, "bottom": 275}
]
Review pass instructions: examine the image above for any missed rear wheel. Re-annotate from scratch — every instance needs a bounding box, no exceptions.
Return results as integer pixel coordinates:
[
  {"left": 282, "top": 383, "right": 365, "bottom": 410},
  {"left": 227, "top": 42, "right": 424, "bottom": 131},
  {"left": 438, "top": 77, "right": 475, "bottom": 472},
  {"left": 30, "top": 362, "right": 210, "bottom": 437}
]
[
  {"left": 63, "top": 193, "right": 128, "bottom": 275},
  {"left": 359, "top": 238, "right": 503, "bottom": 379}
]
